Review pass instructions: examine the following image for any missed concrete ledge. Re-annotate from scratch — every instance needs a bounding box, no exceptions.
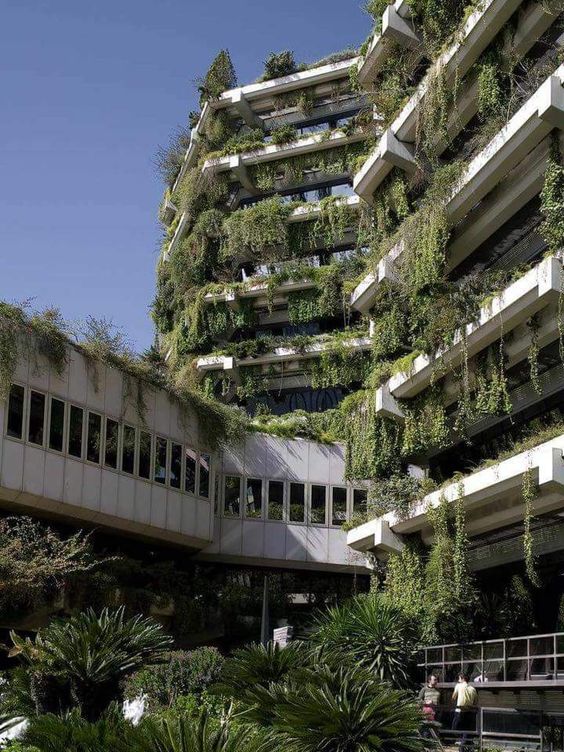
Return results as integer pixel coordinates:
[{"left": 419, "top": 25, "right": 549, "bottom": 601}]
[{"left": 347, "top": 517, "right": 404, "bottom": 555}]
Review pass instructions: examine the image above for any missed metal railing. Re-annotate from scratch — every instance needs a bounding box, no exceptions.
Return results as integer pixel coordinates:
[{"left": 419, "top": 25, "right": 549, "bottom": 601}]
[{"left": 418, "top": 632, "right": 564, "bottom": 685}]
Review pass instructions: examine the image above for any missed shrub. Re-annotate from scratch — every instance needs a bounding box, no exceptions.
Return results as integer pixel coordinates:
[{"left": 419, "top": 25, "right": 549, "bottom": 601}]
[
  {"left": 261, "top": 51, "right": 298, "bottom": 81},
  {"left": 123, "top": 648, "right": 224, "bottom": 710}
]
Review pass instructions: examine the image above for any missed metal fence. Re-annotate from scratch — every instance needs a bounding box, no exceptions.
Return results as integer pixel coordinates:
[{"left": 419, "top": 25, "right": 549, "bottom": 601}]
[{"left": 418, "top": 632, "right": 564, "bottom": 685}]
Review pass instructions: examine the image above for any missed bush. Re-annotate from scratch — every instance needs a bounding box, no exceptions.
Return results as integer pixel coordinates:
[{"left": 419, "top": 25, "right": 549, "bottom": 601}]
[
  {"left": 123, "top": 647, "right": 224, "bottom": 711},
  {"left": 261, "top": 51, "right": 297, "bottom": 81}
]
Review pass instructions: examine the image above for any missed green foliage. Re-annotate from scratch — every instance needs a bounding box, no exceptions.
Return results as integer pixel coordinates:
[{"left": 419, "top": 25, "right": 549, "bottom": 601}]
[
  {"left": 271, "top": 124, "right": 298, "bottom": 145},
  {"left": 311, "top": 593, "right": 418, "bottom": 687},
  {"left": 22, "top": 706, "right": 132, "bottom": 752},
  {"left": 310, "top": 341, "right": 371, "bottom": 390},
  {"left": 7, "top": 607, "right": 172, "bottom": 721},
  {"left": 400, "top": 390, "right": 449, "bottom": 456},
  {"left": 123, "top": 648, "right": 224, "bottom": 712},
  {"left": 384, "top": 540, "right": 426, "bottom": 620},
  {"left": 522, "top": 468, "right": 540, "bottom": 587},
  {"left": 0, "top": 516, "right": 101, "bottom": 618},
  {"left": 155, "top": 126, "right": 192, "bottom": 186},
  {"left": 0, "top": 303, "right": 68, "bottom": 403},
  {"left": 198, "top": 49, "right": 237, "bottom": 104},
  {"left": 260, "top": 51, "right": 298, "bottom": 81},
  {"left": 222, "top": 197, "right": 295, "bottom": 263},
  {"left": 477, "top": 61, "right": 504, "bottom": 121},
  {"left": 540, "top": 135, "right": 564, "bottom": 253}
]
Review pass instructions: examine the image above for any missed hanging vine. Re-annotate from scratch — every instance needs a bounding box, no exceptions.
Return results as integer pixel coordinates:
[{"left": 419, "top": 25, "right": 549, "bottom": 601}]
[
  {"left": 522, "top": 466, "right": 540, "bottom": 587},
  {"left": 527, "top": 314, "right": 542, "bottom": 395}
]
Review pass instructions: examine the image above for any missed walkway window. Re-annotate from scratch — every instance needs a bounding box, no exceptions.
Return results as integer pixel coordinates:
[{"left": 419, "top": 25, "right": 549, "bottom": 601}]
[
  {"left": 245, "top": 478, "right": 263, "bottom": 518},
  {"left": 268, "top": 480, "right": 284, "bottom": 520},
  {"left": 331, "top": 487, "right": 347, "bottom": 526},
  {"left": 184, "top": 448, "right": 196, "bottom": 494},
  {"left": 87, "top": 412, "right": 102, "bottom": 463},
  {"left": 68, "top": 406, "right": 83, "bottom": 458},
  {"left": 139, "top": 431, "right": 152, "bottom": 479},
  {"left": 224, "top": 476, "right": 241, "bottom": 517},
  {"left": 154, "top": 437, "right": 167, "bottom": 484},
  {"left": 170, "top": 442, "right": 182, "bottom": 489},
  {"left": 310, "top": 484, "right": 327, "bottom": 524},
  {"left": 122, "top": 425, "right": 135, "bottom": 475},
  {"left": 104, "top": 418, "right": 119, "bottom": 469},
  {"left": 7, "top": 384, "right": 25, "bottom": 439},
  {"left": 199, "top": 453, "right": 210, "bottom": 498},
  {"left": 28, "top": 391, "right": 45, "bottom": 446},
  {"left": 49, "top": 398, "right": 65, "bottom": 452},
  {"left": 289, "top": 482, "right": 305, "bottom": 523}
]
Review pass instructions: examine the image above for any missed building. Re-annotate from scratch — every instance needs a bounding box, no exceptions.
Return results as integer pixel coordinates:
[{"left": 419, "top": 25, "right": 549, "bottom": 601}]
[{"left": 2, "top": 0, "right": 564, "bottom": 731}]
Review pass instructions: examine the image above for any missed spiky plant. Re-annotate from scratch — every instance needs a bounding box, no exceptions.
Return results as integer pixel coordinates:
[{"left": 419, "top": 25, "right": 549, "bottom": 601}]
[
  {"left": 22, "top": 705, "right": 131, "bottom": 752},
  {"left": 310, "top": 593, "right": 418, "bottom": 688},
  {"left": 8, "top": 607, "right": 171, "bottom": 720}
]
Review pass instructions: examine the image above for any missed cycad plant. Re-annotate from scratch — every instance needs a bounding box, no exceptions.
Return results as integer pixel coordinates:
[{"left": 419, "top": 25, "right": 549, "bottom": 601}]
[
  {"left": 310, "top": 593, "right": 418, "bottom": 688},
  {"left": 7, "top": 607, "right": 171, "bottom": 720},
  {"left": 22, "top": 705, "right": 131, "bottom": 752}
]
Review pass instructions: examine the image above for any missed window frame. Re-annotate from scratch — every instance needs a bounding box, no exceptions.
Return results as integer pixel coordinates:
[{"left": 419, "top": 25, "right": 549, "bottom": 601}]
[
  {"left": 121, "top": 423, "right": 137, "bottom": 476},
  {"left": 267, "top": 479, "right": 285, "bottom": 522},
  {"left": 5, "top": 383, "right": 26, "bottom": 442},
  {"left": 223, "top": 474, "right": 242, "bottom": 518},
  {"left": 85, "top": 410, "right": 103, "bottom": 465},
  {"left": 330, "top": 485, "right": 348, "bottom": 527},
  {"left": 48, "top": 396, "right": 66, "bottom": 453},
  {"left": 27, "top": 389, "right": 47, "bottom": 447},
  {"left": 67, "top": 403, "right": 85, "bottom": 459},
  {"left": 309, "top": 483, "right": 328, "bottom": 526},
  {"left": 288, "top": 481, "right": 306, "bottom": 524},
  {"left": 244, "top": 477, "right": 264, "bottom": 519}
]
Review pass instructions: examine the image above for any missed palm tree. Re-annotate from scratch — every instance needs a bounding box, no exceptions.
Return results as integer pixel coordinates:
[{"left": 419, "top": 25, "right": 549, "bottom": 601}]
[
  {"left": 310, "top": 593, "right": 418, "bottom": 688},
  {"left": 8, "top": 607, "right": 171, "bottom": 720},
  {"left": 245, "top": 664, "right": 425, "bottom": 752}
]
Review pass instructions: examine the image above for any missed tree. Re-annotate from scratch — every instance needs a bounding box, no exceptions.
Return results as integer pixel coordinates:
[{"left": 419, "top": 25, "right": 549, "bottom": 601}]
[
  {"left": 0, "top": 516, "right": 100, "bottom": 617},
  {"left": 261, "top": 51, "right": 298, "bottom": 81},
  {"left": 6, "top": 607, "right": 172, "bottom": 721},
  {"left": 198, "top": 50, "right": 237, "bottom": 105},
  {"left": 310, "top": 593, "right": 418, "bottom": 688}
]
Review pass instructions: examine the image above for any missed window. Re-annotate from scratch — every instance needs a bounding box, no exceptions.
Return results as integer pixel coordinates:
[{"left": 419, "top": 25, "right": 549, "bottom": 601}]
[
  {"left": 245, "top": 478, "right": 263, "bottom": 518},
  {"left": 199, "top": 453, "right": 210, "bottom": 498},
  {"left": 87, "top": 412, "right": 102, "bottom": 463},
  {"left": 68, "top": 405, "right": 83, "bottom": 458},
  {"left": 104, "top": 418, "right": 119, "bottom": 469},
  {"left": 184, "top": 447, "right": 197, "bottom": 494},
  {"left": 139, "top": 431, "right": 152, "bottom": 479},
  {"left": 268, "top": 480, "right": 284, "bottom": 520},
  {"left": 332, "top": 487, "right": 347, "bottom": 526},
  {"left": 310, "top": 484, "right": 327, "bottom": 524},
  {"left": 353, "top": 488, "right": 367, "bottom": 517},
  {"left": 289, "top": 482, "right": 305, "bottom": 523},
  {"left": 6, "top": 384, "right": 25, "bottom": 439},
  {"left": 154, "top": 437, "right": 167, "bottom": 484},
  {"left": 28, "top": 391, "right": 46, "bottom": 446},
  {"left": 48, "top": 398, "right": 65, "bottom": 452},
  {"left": 170, "top": 442, "right": 182, "bottom": 489},
  {"left": 224, "top": 476, "right": 241, "bottom": 517},
  {"left": 122, "top": 425, "right": 135, "bottom": 475}
]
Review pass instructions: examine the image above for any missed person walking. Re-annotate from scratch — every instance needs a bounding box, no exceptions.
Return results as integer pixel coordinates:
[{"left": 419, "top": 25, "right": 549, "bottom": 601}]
[
  {"left": 418, "top": 674, "right": 441, "bottom": 722},
  {"left": 452, "top": 673, "right": 478, "bottom": 749}
]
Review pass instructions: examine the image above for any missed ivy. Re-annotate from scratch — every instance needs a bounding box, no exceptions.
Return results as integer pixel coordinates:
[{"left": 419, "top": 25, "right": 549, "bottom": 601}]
[
  {"left": 522, "top": 467, "right": 540, "bottom": 587},
  {"left": 540, "top": 135, "right": 564, "bottom": 253},
  {"left": 384, "top": 539, "right": 426, "bottom": 619},
  {"left": 400, "top": 389, "right": 449, "bottom": 456},
  {"left": 474, "top": 343, "right": 512, "bottom": 417},
  {"left": 527, "top": 315, "right": 542, "bottom": 396}
]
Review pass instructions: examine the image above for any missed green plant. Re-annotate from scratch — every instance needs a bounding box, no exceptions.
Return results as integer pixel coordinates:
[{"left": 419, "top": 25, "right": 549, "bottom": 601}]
[
  {"left": 260, "top": 51, "right": 298, "bottom": 81},
  {"left": 198, "top": 49, "right": 237, "bottom": 104},
  {"left": 310, "top": 593, "right": 418, "bottom": 687},
  {"left": 123, "top": 648, "right": 224, "bottom": 712},
  {"left": 522, "top": 468, "right": 540, "bottom": 587},
  {"left": 270, "top": 124, "right": 298, "bottom": 145},
  {"left": 540, "top": 135, "right": 564, "bottom": 253},
  {"left": 22, "top": 706, "right": 132, "bottom": 752},
  {"left": 8, "top": 607, "right": 172, "bottom": 721}
]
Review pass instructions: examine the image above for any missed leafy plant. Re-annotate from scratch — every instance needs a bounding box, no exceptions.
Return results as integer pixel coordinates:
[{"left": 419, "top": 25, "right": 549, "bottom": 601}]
[
  {"left": 198, "top": 49, "right": 237, "bottom": 104},
  {"left": 260, "top": 51, "right": 298, "bottom": 82},
  {"left": 8, "top": 607, "right": 172, "bottom": 721}
]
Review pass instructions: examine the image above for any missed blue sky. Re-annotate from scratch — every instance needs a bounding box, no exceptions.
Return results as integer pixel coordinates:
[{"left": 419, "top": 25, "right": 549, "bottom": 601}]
[{"left": 1, "top": 0, "right": 369, "bottom": 352}]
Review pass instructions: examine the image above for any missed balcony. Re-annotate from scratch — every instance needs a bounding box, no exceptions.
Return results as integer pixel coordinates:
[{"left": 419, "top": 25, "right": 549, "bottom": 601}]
[
  {"left": 354, "top": 0, "right": 557, "bottom": 202},
  {"left": 358, "top": 0, "right": 422, "bottom": 87},
  {"left": 347, "top": 434, "right": 564, "bottom": 560},
  {"left": 375, "top": 255, "right": 563, "bottom": 418},
  {"left": 351, "top": 68, "right": 564, "bottom": 309}
]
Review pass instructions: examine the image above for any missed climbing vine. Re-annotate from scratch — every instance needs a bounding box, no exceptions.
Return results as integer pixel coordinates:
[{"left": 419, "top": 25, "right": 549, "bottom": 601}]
[{"left": 522, "top": 467, "right": 540, "bottom": 587}]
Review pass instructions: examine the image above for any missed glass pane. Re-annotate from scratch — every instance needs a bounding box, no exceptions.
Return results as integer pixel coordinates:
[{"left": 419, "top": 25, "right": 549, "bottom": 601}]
[
  {"left": 224, "top": 476, "right": 241, "bottom": 517},
  {"left": 139, "top": 431, "right": 151, "bottom": 479},
  {"left": 170, "top": 443, "right": 182, "bottom": 489},
  {"left": 7, "top": 384, "right": 25, "bottom": 439},
  {"left": 445, "top": 646, "right": 462, "bottom": 663},
  {"left": 184, "top": 447, "right": 196, "bottom": 493},
  {"left": 557, "top": 635, "right": 564, "bottom": 654},
  {"left": 484, "top": 659, "right": 504, "bottom": 681},
  {"left": 353, "top": 488, "right": 367, "bottom": 516},
  {"left": 49, "top": 398, "right": 65, "bottom": 452},
  {"left": 154, "top": 437, "right": 167, "bottom": 484},
  {"left": 122, "top": 425, "right": 135, "bottom": 475},
  {"left": 530, "top": 636, "right": 554, "bottom": 656},
  {"left": 311, "top": 485, "right": 326, "bottom": 524},
  {"left": 426, "top": 648, "right": 443, "bottom": 664},
  {"left": 68, "top": 406, "right": 83, "bottom": 458},
  {"left": 104, "top": 418, "right": 119, "bottom": 469},
  {"left": 506, "top": 658, "right": 528, "bottom": 681},
  {"left": 289, "top": 483, "right": 305, "bottom": 522},
  {"left": 87, "top": 412, "right": 102, "bottom": 463},
  {"left": 530, "top": 657, "right": 554, "bottom": 678},
  {"left": 245, "top": 478, "right": 263, "bottom": 518},
  {"left": 28, "top": 391, "right": 45, "bottom": 445},
  {"left": 268, "top": 481, "right": 284, "bottom": 520},
  {"left": 332, "top": 487, "right": 347, "bottom": 526},
  {"left": 199, "top": 453, "right": 210, "bottom": 498},
  {"left": 463, "top": 643, "right": 481, "bottom": 662},
  {"left": 507, "top": 639, "right": 527, "bottom": 658},
  {"left": 484, "top": 641, "right": 503, "bottom": 660}
]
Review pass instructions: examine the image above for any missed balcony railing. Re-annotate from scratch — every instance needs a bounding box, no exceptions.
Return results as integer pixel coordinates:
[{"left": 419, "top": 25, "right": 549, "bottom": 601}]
[{"left": 418, "top": 632, "right": 564, "bottom": 686}]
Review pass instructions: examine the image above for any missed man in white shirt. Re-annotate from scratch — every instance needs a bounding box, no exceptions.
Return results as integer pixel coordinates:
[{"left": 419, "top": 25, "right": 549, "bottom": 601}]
[{"left": 452, "top": 673, "right": 478, "bottom": 749}]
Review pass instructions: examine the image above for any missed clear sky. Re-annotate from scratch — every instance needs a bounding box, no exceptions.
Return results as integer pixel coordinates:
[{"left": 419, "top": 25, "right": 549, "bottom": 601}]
[{"left": 1, "top": 0, "right": 369, "bottom": 352}]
